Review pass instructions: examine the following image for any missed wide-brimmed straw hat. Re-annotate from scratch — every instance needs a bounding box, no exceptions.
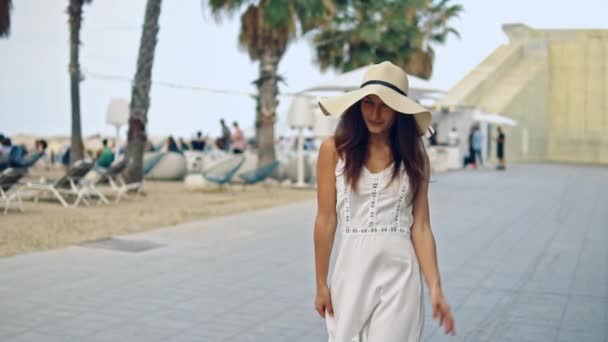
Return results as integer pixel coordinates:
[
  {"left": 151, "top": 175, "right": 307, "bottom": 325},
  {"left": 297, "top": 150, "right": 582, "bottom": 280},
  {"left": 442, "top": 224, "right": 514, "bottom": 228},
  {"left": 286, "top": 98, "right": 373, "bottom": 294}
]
[{"left": 318, "top": 61, "right": 432, "bottom": 136}]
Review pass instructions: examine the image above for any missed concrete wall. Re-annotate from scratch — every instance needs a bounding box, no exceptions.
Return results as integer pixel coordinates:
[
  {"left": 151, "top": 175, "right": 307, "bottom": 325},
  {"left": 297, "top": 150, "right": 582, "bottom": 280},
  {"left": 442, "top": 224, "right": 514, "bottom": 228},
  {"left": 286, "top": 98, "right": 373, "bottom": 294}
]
[
  {"left": 494, "top": 61, "right": 549, "bottom": 162},
  {"left": 547, "top": 31, "right": 608, "bottom": 164}
]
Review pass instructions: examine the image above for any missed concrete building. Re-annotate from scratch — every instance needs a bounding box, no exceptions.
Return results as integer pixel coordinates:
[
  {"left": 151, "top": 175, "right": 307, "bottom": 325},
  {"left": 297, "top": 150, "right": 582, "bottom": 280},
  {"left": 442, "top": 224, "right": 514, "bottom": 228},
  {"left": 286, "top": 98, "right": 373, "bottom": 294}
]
[{"left": 435, "top": 24, "right": 608, "bottom": 164}]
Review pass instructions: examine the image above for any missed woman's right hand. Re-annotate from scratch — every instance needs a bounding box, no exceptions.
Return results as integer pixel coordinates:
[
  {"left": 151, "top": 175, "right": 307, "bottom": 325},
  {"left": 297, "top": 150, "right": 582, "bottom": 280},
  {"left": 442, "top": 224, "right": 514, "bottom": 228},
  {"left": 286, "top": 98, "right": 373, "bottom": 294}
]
[{"left": 315, "top": 285, "right": 334, "bottom": 318}]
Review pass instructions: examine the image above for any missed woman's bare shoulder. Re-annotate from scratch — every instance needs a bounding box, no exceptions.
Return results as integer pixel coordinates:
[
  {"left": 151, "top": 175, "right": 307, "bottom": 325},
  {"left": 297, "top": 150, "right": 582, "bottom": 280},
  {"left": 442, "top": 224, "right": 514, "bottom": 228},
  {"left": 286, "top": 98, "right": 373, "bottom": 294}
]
[
  {"left": 318, "top": 137, "right": 339, "bottom": 170},
  {"left": 320, "top": 137, "right": 337, "bottom": 153},
  {"left": 319, "top": 137, "right": 338, "bottom": 160}
]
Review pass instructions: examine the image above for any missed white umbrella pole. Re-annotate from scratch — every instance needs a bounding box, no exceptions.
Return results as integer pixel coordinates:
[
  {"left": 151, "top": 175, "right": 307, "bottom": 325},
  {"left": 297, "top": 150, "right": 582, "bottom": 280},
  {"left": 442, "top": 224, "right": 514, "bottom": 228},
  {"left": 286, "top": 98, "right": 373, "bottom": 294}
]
[
  {"left": 296, "top": 127, "right": 306, "bottom": 187},
  {"left": 114, "top": 125, "right": 121, "bottom": 152}
]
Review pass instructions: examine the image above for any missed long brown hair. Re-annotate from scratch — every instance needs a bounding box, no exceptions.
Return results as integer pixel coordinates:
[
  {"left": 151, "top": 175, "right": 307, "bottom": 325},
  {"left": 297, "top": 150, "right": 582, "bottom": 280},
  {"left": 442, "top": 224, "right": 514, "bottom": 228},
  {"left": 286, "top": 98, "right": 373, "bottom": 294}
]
[{"left": 334, "top": 102, "right": 428, "bottom": 204}]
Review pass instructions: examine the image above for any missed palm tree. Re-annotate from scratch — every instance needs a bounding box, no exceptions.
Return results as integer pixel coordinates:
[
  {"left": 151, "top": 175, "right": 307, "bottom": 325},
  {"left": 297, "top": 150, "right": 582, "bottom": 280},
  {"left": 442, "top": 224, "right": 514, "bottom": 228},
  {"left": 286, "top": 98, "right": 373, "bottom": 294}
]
[
  {"left": 67, "top": 0, "right": 93, "bottom": 165},
  {"left": 313, "top": 0, "right": 462, "bottom": 79},
  {"left": 3, "top": 0, "right": 94, "bottom": 165},
  {"left": 208, "top": 0, "right": 331, "bottom": 167},
  {"left": 123, "top": 0, "right": 162, "bottom": 183},
  {"left": 0, "top": 0, "right": 12, "bottom": 38}
]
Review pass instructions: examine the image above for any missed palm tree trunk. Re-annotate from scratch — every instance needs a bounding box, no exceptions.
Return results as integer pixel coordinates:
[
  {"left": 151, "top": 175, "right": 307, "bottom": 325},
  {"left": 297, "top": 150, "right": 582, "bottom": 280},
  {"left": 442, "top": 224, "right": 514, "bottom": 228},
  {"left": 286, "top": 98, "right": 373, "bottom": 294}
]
[
  {"left": 256, "top": 49, "right": 279, "bottom": 167},
  {"left": 67, "top": 0, "right": 85, "bottom": 165},
  {"left": 405, "top": 49, "right": 433, "bottom": 80},
  {"left": 124, "top": 0, "right": 162, "bottom": 183},
  {"left": 0, "top": 0, "right": 12, "bottom": 38}
]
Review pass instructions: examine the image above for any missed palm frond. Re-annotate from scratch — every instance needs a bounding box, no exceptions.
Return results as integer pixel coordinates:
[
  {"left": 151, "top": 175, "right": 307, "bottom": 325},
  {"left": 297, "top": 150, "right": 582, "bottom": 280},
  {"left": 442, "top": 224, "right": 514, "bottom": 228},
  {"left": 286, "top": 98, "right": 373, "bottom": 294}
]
[
  {"left": 294, "top": 0, "right": 332, "bottom": 33},
  {"left": 310, "top": 0, "right": 461, "bottom": 77},
  {"left": 447, "top": 27, "right": 461, "bottom": 39},
  {"left": 206, "top": 0, "right": 251, "bottom": 23},
  {"left": 261, "top": 0, "right": 292, "bottom": 29}
]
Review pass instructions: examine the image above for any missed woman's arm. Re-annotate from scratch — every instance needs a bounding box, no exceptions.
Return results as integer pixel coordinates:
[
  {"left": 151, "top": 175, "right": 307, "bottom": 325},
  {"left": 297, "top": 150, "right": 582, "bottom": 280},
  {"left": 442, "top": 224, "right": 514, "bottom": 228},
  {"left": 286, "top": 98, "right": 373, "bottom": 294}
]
[
  {"left": 411, "top": 153, "right": 455, "bottom": 334},
  {"left": 411, "top": 154, "right": 442, "bottom": 293},
  {"left": 314, "top": 138, "right": 338, "bottom": 293}
]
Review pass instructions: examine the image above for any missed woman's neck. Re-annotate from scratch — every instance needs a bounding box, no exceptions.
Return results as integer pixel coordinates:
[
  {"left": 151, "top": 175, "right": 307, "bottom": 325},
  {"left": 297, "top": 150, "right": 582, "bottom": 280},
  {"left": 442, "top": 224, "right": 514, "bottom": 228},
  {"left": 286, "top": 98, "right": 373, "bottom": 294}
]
[
  {"left": 368, "top": 131, "right": 390, "bottom": 148},
  {"left": 367, "top": 131, "right": 392, "bottom": 162}
]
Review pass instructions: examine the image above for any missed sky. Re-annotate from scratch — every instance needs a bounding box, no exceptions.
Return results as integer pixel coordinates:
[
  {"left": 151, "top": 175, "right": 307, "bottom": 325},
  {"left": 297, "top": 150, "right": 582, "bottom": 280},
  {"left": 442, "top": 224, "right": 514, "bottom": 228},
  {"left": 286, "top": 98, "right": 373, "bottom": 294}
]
[{"left": 1, "top": 0, "right": 607, "bottom": 140}]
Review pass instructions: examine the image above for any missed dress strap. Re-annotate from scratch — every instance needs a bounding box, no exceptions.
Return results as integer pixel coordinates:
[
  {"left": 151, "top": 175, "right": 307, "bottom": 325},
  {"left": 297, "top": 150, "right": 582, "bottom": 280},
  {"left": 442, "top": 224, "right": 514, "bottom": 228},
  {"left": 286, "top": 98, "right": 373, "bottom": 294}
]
[
  {"left": 335, "top": 157, "right": 345, "bottom": 177},
  {"left": 342, "top": 175, "right": 352, "bottom": 232},
  {"left": 392, "top": 170, "right": 409, "bottom": 231}
]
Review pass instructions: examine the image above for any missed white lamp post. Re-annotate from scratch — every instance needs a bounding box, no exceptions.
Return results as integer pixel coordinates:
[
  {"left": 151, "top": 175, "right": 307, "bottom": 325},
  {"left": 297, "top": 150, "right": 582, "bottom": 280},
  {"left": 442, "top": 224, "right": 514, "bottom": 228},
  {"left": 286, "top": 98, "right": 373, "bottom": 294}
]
[
  {"left": 105, "top": 98, "right": 129, "bottom": 151},
  {"left": 312, "top": 107, "right": 339, "bottom": 138},
  {"left": 287, "top": 95, "right": 315, "bottom": 187}
]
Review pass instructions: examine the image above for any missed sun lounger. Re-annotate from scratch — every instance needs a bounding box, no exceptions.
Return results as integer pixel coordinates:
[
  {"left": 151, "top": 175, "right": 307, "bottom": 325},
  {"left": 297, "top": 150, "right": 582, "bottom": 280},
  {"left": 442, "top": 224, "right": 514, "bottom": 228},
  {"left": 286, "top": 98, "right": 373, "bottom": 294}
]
[
  {"left": 0, "top": 168, "right": 26, "bottom": 214},
  {"left": 238, "top": 160, "right": 280, "bottom": 189},
  {"left": 202, "top": 155, "right": 245, "bottom": 188},
  {"left": 27, "top": 160, "right": 100, "bottom": 208},
  {"left": 92, "top": 159, "right": 143, "bottom": 202}
]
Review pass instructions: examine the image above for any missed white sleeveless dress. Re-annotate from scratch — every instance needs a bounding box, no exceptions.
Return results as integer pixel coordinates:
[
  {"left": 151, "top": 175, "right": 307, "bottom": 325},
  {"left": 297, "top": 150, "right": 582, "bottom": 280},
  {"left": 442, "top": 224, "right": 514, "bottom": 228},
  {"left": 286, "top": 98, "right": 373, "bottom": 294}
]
[{"left": 326, "top": 159, "right": 424, "bottom": 342}]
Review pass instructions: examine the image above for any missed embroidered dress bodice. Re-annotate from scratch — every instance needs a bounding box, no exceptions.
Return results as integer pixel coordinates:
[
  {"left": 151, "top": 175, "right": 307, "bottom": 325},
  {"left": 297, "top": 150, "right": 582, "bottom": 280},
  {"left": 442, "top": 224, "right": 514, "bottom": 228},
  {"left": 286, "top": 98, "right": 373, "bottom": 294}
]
[{"left": 335, "top": 158, "right": 414, "bottom": 236}]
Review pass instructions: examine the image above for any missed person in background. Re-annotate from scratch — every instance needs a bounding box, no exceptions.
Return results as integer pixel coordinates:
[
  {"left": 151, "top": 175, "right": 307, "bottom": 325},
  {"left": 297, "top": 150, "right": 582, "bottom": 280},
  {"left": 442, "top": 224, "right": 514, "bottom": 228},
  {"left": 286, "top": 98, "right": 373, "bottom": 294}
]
[
  {"left": 4, "top": 139, "right": 47, "bottom": 170},
  {"left": 429, "top": 122, "right": 439, "bottom": 146},
  {"left": 61, "top": 146, "right": 71, "bottom": 168},
  {"left": 464, "top": 126, "right": 474, "bottom": 168},
  {"left": 34, "top": 139, "right": 51, "bottom": 170},
  {"left": 166, "top": 136, "right": 180, "bottom": 153},
  {"left": 1, "top": 136, "right": 12, "bottom": 156},
  {"left": 220, "top": 119, "right": 231, "bottom": 151},
  {"left": 60, "top": 142, "right": 85, "bottom": 169},
  {"left": 277, "top": 136, "right": 292, "bottom": 155},
  {"left": 179, "top": 138, "right": 190, "bottom": 151},
  {"left": 231, "top": 121, "right": 246, "bottom": 154},
  {"left": 96, "top": 138, "right": 115, "bottom": 168},
  {"left": 471, "top": 125, "right": 483, "bottom": 169},
  {"left": 496, "top": 126, "right": 506, "bottom": 170},
  {"left": 36, "top": 139, "right": 48, "bottom": 152},
  {"left": 447, "top": 127, "right": 460, "bottom": 147},
  {"left": 304, "top": 137, "right": 317, "bottom": 151},
  {"left": 191, "top": 131, "right": 206, "bottom": 151}
]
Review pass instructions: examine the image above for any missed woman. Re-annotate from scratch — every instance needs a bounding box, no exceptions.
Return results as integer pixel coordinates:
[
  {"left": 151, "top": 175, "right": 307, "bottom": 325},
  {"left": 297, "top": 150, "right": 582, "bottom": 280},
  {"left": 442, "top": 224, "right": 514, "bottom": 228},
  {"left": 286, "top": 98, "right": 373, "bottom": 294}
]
[{"left": 313, "top": 61, "right": 455, "bottom": 341}]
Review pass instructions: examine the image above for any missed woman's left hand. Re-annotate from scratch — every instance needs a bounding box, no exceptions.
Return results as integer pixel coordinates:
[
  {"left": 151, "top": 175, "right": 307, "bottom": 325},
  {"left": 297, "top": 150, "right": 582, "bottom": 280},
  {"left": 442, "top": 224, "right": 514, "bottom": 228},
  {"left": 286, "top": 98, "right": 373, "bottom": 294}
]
[{"left": 430, "top": 290, "right": 456, "bottom": 336}]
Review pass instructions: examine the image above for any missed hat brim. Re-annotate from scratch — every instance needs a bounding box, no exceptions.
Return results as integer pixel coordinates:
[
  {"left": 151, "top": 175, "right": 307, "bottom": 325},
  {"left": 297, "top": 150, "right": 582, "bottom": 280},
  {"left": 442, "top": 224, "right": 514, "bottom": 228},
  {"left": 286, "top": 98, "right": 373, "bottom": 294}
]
[{"left": 318, "top": 84, "right": 432, "bottom": 136}]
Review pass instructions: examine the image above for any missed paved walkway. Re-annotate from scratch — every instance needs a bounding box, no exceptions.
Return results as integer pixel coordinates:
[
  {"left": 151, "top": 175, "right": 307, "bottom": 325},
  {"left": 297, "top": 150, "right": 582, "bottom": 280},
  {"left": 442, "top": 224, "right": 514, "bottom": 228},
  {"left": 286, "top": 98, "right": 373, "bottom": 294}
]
[{"left": 1, "top": 163, "right": 607, "bottom": 341}]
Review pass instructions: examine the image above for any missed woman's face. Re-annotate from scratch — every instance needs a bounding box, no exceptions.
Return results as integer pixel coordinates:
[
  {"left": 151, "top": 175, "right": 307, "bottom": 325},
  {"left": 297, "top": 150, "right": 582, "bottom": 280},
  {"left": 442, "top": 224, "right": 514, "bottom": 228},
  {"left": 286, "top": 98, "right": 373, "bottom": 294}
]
[{"left": 360, "top": 95, "right": 397, "bottom": 135}]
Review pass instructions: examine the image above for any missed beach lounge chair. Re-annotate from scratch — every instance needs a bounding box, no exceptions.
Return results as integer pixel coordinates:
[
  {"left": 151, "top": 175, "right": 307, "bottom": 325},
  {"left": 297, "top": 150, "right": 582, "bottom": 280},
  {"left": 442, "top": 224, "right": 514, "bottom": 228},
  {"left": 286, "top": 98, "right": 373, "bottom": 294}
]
[
  {"left": 0, "top": 153, "right": 9, "bottom": 172},
  {"left": 92, "top": 159, "right": 143, "bottom": 202},
  {"left": 0, "top": 168, "right": 26, "bottom": 214},
  {"left": 27, "top": 160, "right": 99, "bottom": 208},
  {"left": 142, "top": 151, "right": 166, "bottom": 176},
  {"left": 96, "top": 158, "right": 127, "bottom": 182},
  {"left": 202, "top": 155, "right": 245, "bottom": 188},
  {"left": 92, "top": 152, "right": 163, "bottom": 199},
  {"left": 238, "top": 160, "right": 280, "bottom": 189}
]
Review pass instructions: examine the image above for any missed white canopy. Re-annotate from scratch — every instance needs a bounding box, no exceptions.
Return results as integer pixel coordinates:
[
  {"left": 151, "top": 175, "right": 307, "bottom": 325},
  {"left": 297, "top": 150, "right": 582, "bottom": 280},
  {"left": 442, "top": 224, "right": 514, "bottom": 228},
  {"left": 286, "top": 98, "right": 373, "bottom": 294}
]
[
  {"left": 287, "top": 96, "right": 315, "bottom": 128},
  {"left": 473, "top": 110, "right": 518, "bottom": 127},
  {"left": 300, "top": 65, "right": 445, "bottom": 102},
  {"left": 286, "top": 95, "right": 338, "bottom": 137}
]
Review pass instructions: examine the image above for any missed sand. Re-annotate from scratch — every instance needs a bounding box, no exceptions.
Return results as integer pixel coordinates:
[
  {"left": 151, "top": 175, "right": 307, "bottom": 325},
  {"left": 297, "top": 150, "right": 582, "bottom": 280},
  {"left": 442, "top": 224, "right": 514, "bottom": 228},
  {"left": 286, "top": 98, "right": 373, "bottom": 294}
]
[{"left": 0, "top": 167, "right": 316, "bottom": 257}]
